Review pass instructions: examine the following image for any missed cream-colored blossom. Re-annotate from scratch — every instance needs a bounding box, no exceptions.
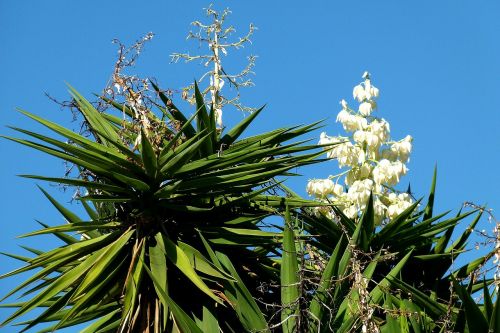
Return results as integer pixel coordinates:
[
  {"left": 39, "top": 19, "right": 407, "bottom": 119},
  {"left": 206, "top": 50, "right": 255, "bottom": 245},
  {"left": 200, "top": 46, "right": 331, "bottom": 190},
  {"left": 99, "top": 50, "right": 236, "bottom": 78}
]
[
  {"left": 359, "top": 102, "right": 373, "bottom": 116},
  {"left": 336, "top": 109, "right": 351, "bottom": 124},
  {"left": 372, "top": 159, "right": 408, "bottom": 186},
  {"left": 319, "top": 133, "right": 347, "bottom": 159},
  {"left": 369, "top": 119, "right": 390, "bottom": 143},
  {"left": 353, "top": 130, "right": 381, "bottom": 151},
  {"left": 346, "top": 163, "right": 372, "bottom": 186},
  {"left": 337, "top": 111, "right": 367, "bottom": 132},
  {"left": 390, "top": 135, "right": 413, "bottom": 162},
  {"left": 319, "top": 132, "right": 341, "bottom": 158},
  {"left": 343, "top": 204, "right": 358, "bottom": 219},
  {"left": 353, "top": 72, "right": 379, "bottom": 103},
  {"left": 306, "top": 178, "right": 337, "bottom": 198},
  {"left": 387, "top": 193, "right": 413, "bottom": 219},
  {"left": 332, "top": 183, "right": 344, "bottom": 196},
  {"left": 360, "top": 163, "right": 372, "bottom": 178},
  {"left": 347, "top": 179, "right": 374, "bottom": 210},
  {"left": 329, "top": 141, "right": 365, "bottom": 167},
  {"left": 374, "top": 197, "right": 388, "bottom": 224},
  {"left": 353, "top": 84, "right": 366, "bottom": 102}
]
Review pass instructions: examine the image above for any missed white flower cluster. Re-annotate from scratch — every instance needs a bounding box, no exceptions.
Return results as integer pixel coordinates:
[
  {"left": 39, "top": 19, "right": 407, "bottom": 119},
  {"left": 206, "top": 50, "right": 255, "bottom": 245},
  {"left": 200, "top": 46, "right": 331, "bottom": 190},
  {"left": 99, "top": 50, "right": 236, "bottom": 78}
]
[
  {"left": 306, "top": 179, "right": 343, "bottom": 198},
  {"left": 493, "top": 224, "right": 500, "bottom": 289},
  {"left": 308, "top": 72, "right": 414, "bottom": 224}
]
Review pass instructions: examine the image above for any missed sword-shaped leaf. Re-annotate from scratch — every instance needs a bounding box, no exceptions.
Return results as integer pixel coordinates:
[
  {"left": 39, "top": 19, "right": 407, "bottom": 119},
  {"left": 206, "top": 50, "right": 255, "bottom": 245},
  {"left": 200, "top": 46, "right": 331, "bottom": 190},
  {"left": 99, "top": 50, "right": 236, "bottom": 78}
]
[
  {"left": 219, "top": 105, "right": 264, "bottom": 147},
  {"left": 151, "top": 81, "right": 197, "bottom": 138},
  {"left": 156, "top": 233, "right": 222, "bottom": 304},
  {"left": 489, "top": 285, "right": 500, "bottom": 332},
  {"left": 159, "top": 132, "right": 212, "bottom": 176},
  {"left": 144, "top": 265, "right": 204, "bottom": 333},
  {"left": 194, "top": 81, "right": 214, "bottom": 156},
  {"left": 178, "top": 242, "right": 235, "bottom": 281},
  {"left": 281, "top": 206, "right": 300, "bottom": 333},
  {"left": 453, "top": 277, "right": 489, "bottom": 333},
  {"left": 140, "top": 128, "right": 158, "bottom": 179},
  {"left": 423, "top": 166, "right": 437, "bottom": 221},
  {"left": 68, "top": 85, "right": 120, "bottom": 145}
]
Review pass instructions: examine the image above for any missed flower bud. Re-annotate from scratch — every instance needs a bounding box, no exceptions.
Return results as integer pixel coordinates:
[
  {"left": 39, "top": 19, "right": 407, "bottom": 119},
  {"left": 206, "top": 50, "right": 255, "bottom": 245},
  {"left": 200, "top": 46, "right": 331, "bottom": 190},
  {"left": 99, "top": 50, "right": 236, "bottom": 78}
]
[{"left": 340, "top": 99, "right": 348, "bottom": 109}]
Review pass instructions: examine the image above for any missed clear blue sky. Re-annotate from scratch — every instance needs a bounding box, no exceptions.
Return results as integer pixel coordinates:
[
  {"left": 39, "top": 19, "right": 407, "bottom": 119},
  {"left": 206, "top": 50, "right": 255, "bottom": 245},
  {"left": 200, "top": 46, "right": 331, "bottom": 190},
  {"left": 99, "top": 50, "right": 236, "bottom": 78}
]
[{"left": 1, "top": 1, "right": 499, "bottom": 330}]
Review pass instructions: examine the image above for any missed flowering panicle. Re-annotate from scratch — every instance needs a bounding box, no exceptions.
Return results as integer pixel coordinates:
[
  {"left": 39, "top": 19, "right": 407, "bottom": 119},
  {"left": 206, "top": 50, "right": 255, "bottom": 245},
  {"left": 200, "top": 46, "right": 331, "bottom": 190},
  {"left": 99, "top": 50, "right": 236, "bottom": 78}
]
[
  {"left": 493, "top": 221, "right": 500, "bottom": 289},
  {"left": 307, "top": 72, "right": 414, "bottom": 224}
]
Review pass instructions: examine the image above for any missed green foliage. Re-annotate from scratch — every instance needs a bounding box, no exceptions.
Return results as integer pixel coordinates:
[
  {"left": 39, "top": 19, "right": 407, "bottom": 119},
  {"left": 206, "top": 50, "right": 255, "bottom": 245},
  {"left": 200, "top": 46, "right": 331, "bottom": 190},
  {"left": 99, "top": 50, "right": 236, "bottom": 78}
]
[
  {"left": 289, "top": 169, "right": 496, "bottom": 333},
  {"left": 1, "top": 84, "right": 496, "bottom": 333},
  {"left": 0, "top": 83, "right": 322, "bottom": 332}
]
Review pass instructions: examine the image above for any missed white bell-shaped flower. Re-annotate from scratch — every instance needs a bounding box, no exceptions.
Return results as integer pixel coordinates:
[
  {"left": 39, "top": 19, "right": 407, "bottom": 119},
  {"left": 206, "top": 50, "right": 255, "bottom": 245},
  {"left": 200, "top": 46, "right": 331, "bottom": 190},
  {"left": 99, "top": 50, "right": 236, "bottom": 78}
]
[
  {"left": 337, "top": 113, "right": 367, "bottom": 132},
  {"left": 373, "top": 197, "right": 388, "bottom": 224},
  {"left": 319, "top": 132, "right": 335, "bottom": 146},
  {"left": 332, "top": 183, "right": 344, "bottom": 196},
  {"left": 372, "top": 159, "right": 396, "bottom": 186},
  {"left": 343, "top": 204, "right": 358, "bottom": 219},
  {"left": 369, "top": 119, "right": 390, "bottom": 142},
  {"left": 387, "top": 193, "right": 413, "bottom": 219},
  {"left": 336, "top": 109, "right": 351, "bottom": 124},
  {"left": 353, "top": 84, "right": 366, "bottom": 102},
  {"left": 390, "top": 135, "right": 413, "bottom": 162},
  {"left": 359, "top": 102, "right": 373, "bottom": 116},
  {"left": 353, "top": 130, "right": 380, "bottom": 151},
  {"left": 330, "top": 141, "right": 365, "bottom": 167},
  {"left": 347, "top": 179, "right": 374, "bottom": 210},
  {"left": 319, "top": 132, "right": 343, "bottom": 159},
  {"left": 306, "top": 178, "right": 342, "bottom": 198}
]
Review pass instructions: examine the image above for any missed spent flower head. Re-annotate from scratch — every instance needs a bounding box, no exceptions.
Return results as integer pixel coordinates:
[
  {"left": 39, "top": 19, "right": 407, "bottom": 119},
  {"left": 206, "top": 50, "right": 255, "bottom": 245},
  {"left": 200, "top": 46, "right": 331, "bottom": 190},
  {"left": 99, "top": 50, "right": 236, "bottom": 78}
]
[{"left": 171, "top": 5, "right": 257, "bottom": 128}]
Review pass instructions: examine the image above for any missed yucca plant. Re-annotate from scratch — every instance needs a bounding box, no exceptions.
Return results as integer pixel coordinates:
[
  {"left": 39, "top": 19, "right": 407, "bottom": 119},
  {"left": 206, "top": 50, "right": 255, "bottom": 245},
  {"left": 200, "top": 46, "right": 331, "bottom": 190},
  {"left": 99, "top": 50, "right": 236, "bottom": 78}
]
[
  {"left": 270, "top": 171, "right": 496, "bottom": 333},
  {"left": 0, "top": 80, "right": 326, "bottom": 332},
  {"left": 1, "top": 87, "right": 497, "bottom": 333},
  {"left": 234, "top": 70, "right": 498, "bottom": 333}
]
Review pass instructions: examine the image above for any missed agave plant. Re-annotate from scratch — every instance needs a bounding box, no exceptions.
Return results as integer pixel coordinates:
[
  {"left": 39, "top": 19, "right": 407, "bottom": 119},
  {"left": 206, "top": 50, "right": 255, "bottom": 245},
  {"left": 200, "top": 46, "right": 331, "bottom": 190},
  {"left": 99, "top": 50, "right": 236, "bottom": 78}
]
[{"left": 0, "top": 81, "right": 326, "bottom": 332}]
